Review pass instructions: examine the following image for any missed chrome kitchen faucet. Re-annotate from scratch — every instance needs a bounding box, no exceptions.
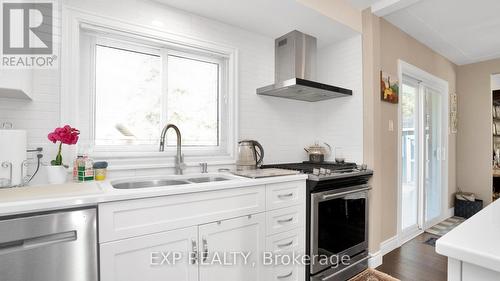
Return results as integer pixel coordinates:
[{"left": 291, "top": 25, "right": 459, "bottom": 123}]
[{"left": 159, "top": 124, "right": 186, "bottom": 175}]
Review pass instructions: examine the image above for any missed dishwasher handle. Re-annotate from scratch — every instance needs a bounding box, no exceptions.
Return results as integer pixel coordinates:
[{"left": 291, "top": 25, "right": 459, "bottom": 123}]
[{"left": 0, "top": 231, "right": 77, "bottom": 255}]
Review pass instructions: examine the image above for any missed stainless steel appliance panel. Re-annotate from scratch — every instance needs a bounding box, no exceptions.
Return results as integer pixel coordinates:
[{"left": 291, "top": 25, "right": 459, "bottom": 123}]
[
  {"left": 310, "top": 185, "right": 370, "bottom": 275},
  {"left": 256, "top": 30, "right": 353, "bottom": 101},
  {"left": 310, "top": 252, "right": 368, "bottom": 281},
  {"left": 0, "top": 208, "right": 98, "bottom": 281}
]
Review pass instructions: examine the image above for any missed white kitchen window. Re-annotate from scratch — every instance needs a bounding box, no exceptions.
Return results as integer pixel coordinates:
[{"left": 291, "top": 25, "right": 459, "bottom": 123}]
[
  {"left": 78, "top": 28, "right": 233, "bottom": 160},
  {"left": 94, "top": 43, "right": 163, "bottom": 147}
]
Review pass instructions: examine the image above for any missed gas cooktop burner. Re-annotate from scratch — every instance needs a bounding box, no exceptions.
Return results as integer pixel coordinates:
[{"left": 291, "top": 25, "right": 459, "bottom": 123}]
[
  {"left": 261, "top": 161, "right": 372, "bottom": 181},
  {"left": 261, "top": 161, "right": 357, "bottom": 173}
]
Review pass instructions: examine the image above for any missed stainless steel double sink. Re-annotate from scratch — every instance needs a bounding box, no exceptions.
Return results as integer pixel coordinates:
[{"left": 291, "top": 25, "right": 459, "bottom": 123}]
[{"left": 111, "top": 175, "right": 232, "bottom": 189}]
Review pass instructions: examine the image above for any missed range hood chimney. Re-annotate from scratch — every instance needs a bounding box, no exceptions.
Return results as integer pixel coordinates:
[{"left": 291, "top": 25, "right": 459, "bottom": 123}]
[{"left": 257, "top": 30, "right": 352, "bottom": 102}]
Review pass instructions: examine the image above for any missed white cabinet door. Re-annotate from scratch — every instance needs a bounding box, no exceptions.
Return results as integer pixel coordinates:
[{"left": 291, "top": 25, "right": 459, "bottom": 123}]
[
  {"left": 100, "top": 226, "right": 198, "bottom": 281},
  {"left": 199, "top": 214, "right": 266, "bottom": 281}
]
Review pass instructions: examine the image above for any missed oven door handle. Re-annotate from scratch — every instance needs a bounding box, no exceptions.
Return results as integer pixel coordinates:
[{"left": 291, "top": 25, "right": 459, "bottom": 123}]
[{"left": 321, "top": 186, "right": 371, "bottom": 200}]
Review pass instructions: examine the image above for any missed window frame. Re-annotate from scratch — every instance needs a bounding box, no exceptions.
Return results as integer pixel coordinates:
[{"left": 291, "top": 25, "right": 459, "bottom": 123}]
[
  {"left": 89, "top": 36, "right": 162, "bottom": 150},
  {"left": 87, "top": 36, "right": 226, "bottom": 153},
  {"left": 61, "top": 8, "right": 238, "bottom": 169}
]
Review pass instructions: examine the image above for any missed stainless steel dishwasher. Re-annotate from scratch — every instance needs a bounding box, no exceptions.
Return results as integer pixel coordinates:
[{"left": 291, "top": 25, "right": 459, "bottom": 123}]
[{"left": 0, "top": 208, "right": 98, "bottom": 281}]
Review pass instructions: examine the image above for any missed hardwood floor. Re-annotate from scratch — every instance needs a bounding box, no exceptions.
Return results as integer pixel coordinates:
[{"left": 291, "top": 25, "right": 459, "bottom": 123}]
[{"left": 376, "top": 233, "right": 447, "bottom": 281}]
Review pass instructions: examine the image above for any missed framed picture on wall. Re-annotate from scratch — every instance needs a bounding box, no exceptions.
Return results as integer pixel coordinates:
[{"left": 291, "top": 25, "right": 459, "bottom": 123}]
[{"left": 380, "top": 71, "right": 399, "bottom": 103}]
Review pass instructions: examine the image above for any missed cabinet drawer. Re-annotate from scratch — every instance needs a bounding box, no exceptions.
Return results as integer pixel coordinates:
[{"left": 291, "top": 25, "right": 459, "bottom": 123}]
[
  {"left": 266, "top": 181, "right": 305, "bottom": 211},
  {"left": 99, "top": 185, "right": 265, "bottom": 242},
  {"left": 265, "top": 228, "right": 306, "bottom": 281},
  {"left": 267, "top": 264, "right": 304, "bottom": 281},
  {"left": 266, "top": 228, "right": 304, "bottom": 254},
  {"left": 266, "top": 205, "right": 304, "bottom": 236}
]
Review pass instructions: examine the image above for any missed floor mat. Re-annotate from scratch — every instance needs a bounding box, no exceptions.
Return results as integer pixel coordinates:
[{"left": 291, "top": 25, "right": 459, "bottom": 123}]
[
  {"left": 349, "top": 268, "right": 400, "bottom": 281},
  {"left": 425, "top": 216, "right": 465, "bottom": 236}
]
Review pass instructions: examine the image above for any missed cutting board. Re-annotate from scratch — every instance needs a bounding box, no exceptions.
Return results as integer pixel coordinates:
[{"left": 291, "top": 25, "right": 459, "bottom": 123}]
[{"left": 233, "top": 168, "right": 300, "bottom": 179}]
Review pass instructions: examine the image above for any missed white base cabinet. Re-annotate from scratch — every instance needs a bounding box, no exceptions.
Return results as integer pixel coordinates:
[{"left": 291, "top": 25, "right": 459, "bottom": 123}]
[
  {"left": 98, "top": 180, "right": 306, "bottom": 281},
  {"left": 447, "top": 258, "right": 500, "bottom": 281},
  {"left": 100, "top": 226, "right": 198, "bottom": 281},
  {"left": 199, "top": 214, "right": 266, "bottom": 281}
]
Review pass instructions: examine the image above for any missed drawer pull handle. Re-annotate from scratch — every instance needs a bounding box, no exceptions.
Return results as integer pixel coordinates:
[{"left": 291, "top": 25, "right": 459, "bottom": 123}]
[
  {"left": 202, "top": 237, "right": 208, "bottom": 262},
  {"left": 277, "top": 271, "right": 293, "bottom": 279},
  {"left": 277, "top": 217, "right": 294, "bottom": 224},
  {"left": 0, "top": 231, "right": 76, "bottom": 254},
  {"left": 277, "top": 193, "right": 294, "bottom": 199},
  {"left": 190, "top": 239, "right": 198, "bottom": 264},
  {"left": 277, "top": 240, "right": 294, "bottom": 248}
]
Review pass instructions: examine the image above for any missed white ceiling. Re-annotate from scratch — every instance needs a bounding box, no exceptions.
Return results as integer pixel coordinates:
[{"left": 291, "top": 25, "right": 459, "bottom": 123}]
[
  {"left": 347, "top": 0, "right": 378, "bottom": 10},
  {"left": 153, "top": 0, "right": 500, "bottom": 65},
  {"left": 383, "top": 0, "right": 500, "bottom": 65},
  {"left": 153, "top": 0, "right": 359, "bottom": 47}
]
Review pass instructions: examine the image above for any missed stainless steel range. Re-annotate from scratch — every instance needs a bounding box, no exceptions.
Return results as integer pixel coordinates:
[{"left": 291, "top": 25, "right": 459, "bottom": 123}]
[{"left": 261, "top": 162, "right": 373, "bottom": 281}]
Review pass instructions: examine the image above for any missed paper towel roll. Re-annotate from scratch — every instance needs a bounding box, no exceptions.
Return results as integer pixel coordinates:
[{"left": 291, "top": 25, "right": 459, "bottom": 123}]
[{"left": 0, "top": 130, "right": 27, "bottom": 187}]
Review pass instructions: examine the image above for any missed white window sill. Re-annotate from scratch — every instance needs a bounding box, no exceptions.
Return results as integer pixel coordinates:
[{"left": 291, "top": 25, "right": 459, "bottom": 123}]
[{"left": 90, "top": 153, "right": 236, "bottom": 171}]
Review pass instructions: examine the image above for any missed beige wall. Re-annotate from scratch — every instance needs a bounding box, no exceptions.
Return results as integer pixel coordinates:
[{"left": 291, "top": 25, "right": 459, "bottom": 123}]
[
  {"left": 456, "top": 59, "right": 500, "bottom": 205},
  {"left": 378, "top": 19, "right": 458, "bottom": 241},
  {"left": 299, "top": 0, "right": 362, "bottom": 33},
  {"left": 362, "top": 14, "right": 458, "bottom": 245},
  {"left": 362, "top": 9, "right": 383, "bottom": 252}
]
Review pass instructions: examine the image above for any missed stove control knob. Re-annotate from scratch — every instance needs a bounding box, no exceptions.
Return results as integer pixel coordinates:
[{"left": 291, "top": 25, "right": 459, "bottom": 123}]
[
  {"left": 326, "top": 169, "right": 331, "bottom": 175},
  {"left": 313, "top": 168, "right": 320, "bottom": 176}
]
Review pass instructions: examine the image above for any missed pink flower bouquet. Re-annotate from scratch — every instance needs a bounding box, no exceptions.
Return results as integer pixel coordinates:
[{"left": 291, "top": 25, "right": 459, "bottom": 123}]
[{"left": 47, "top": 125, "right": 80, "bottom": 166}]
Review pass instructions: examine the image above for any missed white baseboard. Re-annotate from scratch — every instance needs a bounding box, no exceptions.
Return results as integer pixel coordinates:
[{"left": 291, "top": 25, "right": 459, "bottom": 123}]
[
  {"left": 380, "top": 235, "right": 399, "bottom": 256},
  {"left": 367, "top": 236, "right": 398, "bottom": 269},
  {"left": 372, "top": 207, "right": 455, "bottom": 268},
  {"left": 368, "top": 250, "right": 382, "bottom": 268},
  {"left": 448, "top": 207, "right": 455, "bottom": 218}
]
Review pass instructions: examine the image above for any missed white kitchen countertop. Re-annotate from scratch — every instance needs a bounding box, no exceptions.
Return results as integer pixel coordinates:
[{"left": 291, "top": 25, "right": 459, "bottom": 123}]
[
  {"left": 0, "top": 173, "right": 308, "bottom": 217},
  {"left": 436, "top": 198, "right": 500, "bottom": 271}
]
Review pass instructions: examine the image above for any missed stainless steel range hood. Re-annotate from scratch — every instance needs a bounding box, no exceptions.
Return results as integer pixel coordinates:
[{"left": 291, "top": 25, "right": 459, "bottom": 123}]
[{"left": 257, "top": 30, "right": 352, "bottom": 102}]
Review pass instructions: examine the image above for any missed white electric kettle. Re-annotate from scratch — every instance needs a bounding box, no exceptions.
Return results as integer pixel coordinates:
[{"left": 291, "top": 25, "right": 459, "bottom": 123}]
[{"left": 236, "top": 140, "right": 264, "bottom": 171}]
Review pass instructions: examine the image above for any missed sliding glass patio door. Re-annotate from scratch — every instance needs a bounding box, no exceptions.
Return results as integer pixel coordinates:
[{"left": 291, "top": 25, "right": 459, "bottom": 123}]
[
  {"left": 400, "top": 74, "right": 447, "bottom": 239},
  {"left": 401, "top": 76, "right": 420, "bottom": 236},
  {"left": 423, "top": 87, "right": 444, "bottom": 226}
]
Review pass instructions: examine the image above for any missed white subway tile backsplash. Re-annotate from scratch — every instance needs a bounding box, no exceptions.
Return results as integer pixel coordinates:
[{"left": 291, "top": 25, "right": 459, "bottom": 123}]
[{"left": 316, "top": 36, "right": 364, "bottom": 163}]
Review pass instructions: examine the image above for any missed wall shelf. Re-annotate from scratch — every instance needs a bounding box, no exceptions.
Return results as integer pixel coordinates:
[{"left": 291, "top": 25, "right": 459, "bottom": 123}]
[{"left": 0, "top": 69, "right": 33, "bottom": 100}]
